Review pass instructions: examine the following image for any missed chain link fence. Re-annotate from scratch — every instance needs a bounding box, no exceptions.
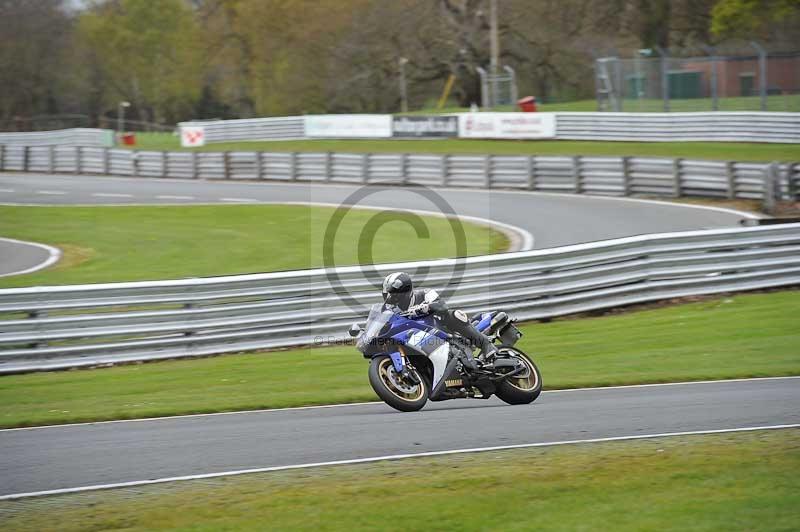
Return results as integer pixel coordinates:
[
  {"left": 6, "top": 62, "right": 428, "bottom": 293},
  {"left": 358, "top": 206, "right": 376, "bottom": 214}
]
[{"left": 596, "top": 45, "right": 800, "bottom": 113}]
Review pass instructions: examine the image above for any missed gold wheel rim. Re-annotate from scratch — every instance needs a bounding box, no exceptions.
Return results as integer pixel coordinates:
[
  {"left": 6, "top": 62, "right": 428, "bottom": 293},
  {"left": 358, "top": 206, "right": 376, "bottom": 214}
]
[
  {"left": 378, "top": 357, "right": 424, "bottom": 401},
  {"left": 506, "top": 354, "right": 539, "bottom": 392}
]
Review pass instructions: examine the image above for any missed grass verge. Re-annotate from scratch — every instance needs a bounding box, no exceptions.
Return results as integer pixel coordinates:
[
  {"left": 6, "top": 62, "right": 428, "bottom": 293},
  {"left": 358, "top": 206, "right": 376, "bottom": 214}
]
[
  {"left": 126, "top": 134, "right": 800, "bottom": 162},
  {"left": 2, "top": 429, "right": 798, "bottom": 531},
  {"left": 0, "top": 289, "right": 797, "bottom": 428},
  {"left": 0, "top": 204, "right": 506, "bottom": 287}
]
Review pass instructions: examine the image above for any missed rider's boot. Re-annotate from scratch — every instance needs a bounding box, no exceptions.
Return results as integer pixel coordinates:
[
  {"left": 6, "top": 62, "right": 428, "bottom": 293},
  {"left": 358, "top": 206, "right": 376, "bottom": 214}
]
[{"left": 449, "top": 318, "right": 497, "bottom": 366}]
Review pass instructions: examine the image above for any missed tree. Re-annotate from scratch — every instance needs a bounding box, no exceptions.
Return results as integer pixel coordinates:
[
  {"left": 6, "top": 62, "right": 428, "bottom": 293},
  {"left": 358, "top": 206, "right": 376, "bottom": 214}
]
[
  {"left": 711, "top": 0, "right": 800, "bottom": 41},
  {"left": 77, "top": 0, "right": 203, "bottom": 124},
  {"left": 0, "top": 0, "right": 73, "bottom": 127}
]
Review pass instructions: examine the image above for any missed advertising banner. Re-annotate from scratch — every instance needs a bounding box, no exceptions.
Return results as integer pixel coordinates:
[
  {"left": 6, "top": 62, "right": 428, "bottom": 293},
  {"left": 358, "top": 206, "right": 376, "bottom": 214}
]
[
  {"left": 180, "top": 126, "right": 206, "bottom": 147},
  {"left": 305, "top": 115, "right": 393, "bottom": 138},
  {"left": 458, "top": 113, "right": 556, "bottom": 139},
  {"left": 392, "top": 116, "right": 458, "bottom": 138}
]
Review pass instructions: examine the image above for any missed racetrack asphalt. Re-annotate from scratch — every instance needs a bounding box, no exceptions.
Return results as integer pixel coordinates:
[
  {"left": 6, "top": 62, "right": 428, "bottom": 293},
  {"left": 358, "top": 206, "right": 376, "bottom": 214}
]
[
  {"left": 1, "top": 377, "right": 797, "bottom": 498},
  {"left": 0, "top": 172, "right": 752, "bottom": 276}
]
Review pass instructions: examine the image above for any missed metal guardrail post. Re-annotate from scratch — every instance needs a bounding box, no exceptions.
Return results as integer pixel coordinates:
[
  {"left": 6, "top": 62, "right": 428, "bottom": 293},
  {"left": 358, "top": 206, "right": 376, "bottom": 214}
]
[
  {"left": 789, "top": 162, "right": 799, "bottom": 201},
  {"left": 75, "top": 146, "right": 82, "bottom": 175},
  {"left": 362, "top": 153, "right": 369, "bottom": 183},
  {"left": 23, "top": 146, "right": 30, "bottom": 172},
  {"left": 726, "top": 161, "right": 736, "bottom": 199},
  {"left": 673, "top": 158, "right": 683, "bottom": 197},
  {"left": 103, "top": 147, "right": 110, "bottom": 175},
  {"left": 622, "top": 156, "right": 631, "bottom": 196},
  {"left": 572, "top": 156, "right": 582, "bottom": 193},
  {"left": 324, "top": 152, "right": 331, "bottom": 182},
  {"left": 401, "top": 153, "right": 409, "bottom": 185},
  {"left": 526, "top": 155, "right": 536, "bottom": 190},
  {"left": 441, "top": 154, "right": 448, "bottom": 186},
  {"left": 192, "top": 151, "right": 199, "bottom": 179},
  {"left": 48, "top": 145, "right": 55, "bottom": 173},
  {"left": 289, "top": 152, "right": 297, "bottom": 181},
  {"left": 161, "top": 151, "right": 168, "bottom": 178},
  {"left": 763, "top": 162, "right": 779, "bottom": 214},
  {"left": 484, "top": 155, "right": 491, "bottom": 188},
  {"left": 132, "top": 151, "right": 139, "bottom": 177},
  {"left": 223, "top": 152, "right": 231, "bottom": 179},
  {"left": 0, "top": 144, "right": 4, "bottom": 171}
]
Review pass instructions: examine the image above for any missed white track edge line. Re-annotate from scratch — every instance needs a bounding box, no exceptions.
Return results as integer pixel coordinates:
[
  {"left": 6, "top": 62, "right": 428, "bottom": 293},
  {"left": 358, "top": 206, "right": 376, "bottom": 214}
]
[
  {"left": 0, "top": 237, "right": 61, "bottom": 278},
  {"left": 1, "top": 423, "right": 797, "bottom": 501},
  {"left": 2, "top": 376, "right": 796, "bottom": 433}
]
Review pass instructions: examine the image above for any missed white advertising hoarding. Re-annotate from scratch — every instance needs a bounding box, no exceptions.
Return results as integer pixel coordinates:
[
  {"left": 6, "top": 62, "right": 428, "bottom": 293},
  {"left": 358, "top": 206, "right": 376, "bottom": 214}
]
[
  {"left": 458, "top": 112, "right": 556, "bottom": 139},
  {"left": 305, "top": 114, "right": 393, "bottom": 138},
  {"left": 180, "top": 126, "right": 206, "bottom": 147}
]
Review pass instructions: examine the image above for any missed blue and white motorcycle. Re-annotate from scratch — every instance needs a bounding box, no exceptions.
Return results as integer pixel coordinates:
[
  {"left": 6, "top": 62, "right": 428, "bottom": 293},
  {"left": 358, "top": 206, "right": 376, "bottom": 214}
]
[{"left": 349, "top": 300, "right": 542, "bottom": 412}]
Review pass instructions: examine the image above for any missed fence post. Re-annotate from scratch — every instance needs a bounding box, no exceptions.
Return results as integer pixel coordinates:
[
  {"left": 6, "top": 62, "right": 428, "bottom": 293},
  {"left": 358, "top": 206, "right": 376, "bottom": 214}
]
[
  {"left": 673, "top": 158, "right": 682, "bottom": 197},
  {"left": 441, "top": 154, "right": 448, "bottom": 186},
  {"left": 48, "top": 145, "right": 55, "bottom": 173},
  {"left": 725, "top": 161, "right": 736, "bottom": 199},
  {"left": 362, "top": 153, "right": 370, "bottom": 184},
  {"left": 324, "top": 152, "right": 331, "bottom": 182},
  {"left": 23, "top": 146, "right": 30, "bottom": 172},
  {"left": 656, "top": 46, "right": 670, "bottom": 112},
  {"left": 103, "top": 147, "right": 110, "bottom": 175},
  {"left": 572, "top": 155, "right": 582, "bottom": 193},
  {"left": 750, "top": 41, "right": 768, "bottom": 111},
  {"left": 223, "top": 151, "right": 231, "bottom": 179},
  {"left": 0, "top": 144, "right": 4, "bottom": 172},
  {"left": 622, "top": 156, "right": 631, "bottom": 196},
  {"left": 289, "top": 152, "right": 297, "bottom": 181},
  {"left": 401, "top": 153, "right": 409, "bottom": 185},
  {"left": 526, "top": 155, "right": 536, "bottom": 190},
  {"left": 161, "top": 151, "right": 168, "bottom": 178},
  {"left": 75, "top": 146, "right": 82, "bottom": 175},
  {"left": 484, "top": 155, "right": 491, "bottom": 189}
]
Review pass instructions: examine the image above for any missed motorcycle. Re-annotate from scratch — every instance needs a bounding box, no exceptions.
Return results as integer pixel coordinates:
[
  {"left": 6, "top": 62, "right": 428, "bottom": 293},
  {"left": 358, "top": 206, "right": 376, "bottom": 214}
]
[{"left": 348, "top": 298, "right": 542, "bottom": 412}]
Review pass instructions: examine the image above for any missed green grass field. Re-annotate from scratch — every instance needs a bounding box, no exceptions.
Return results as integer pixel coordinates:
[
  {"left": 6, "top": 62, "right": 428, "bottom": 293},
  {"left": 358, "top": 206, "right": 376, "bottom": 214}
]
[
  {"left": 2, "top": 429, "right": 797, "bottom": 531},
  {"left": 128, "top": 133, "right": 800, "bottom": 162},
  {"left": 1, "top": 289, "right": 797, "bottom": 429},
  {"left": 0, "top": 205, "right": 506, "bottom": 288}
]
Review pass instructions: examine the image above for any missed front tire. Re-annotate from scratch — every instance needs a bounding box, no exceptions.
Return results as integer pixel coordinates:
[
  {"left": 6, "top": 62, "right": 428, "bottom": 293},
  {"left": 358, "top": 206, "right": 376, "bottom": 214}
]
[
  {"left": 368, "top": 355, "right": 428, "bottom": 412},
  {"left": 494, "top": 348, "right": 542, "bottom": 405}
]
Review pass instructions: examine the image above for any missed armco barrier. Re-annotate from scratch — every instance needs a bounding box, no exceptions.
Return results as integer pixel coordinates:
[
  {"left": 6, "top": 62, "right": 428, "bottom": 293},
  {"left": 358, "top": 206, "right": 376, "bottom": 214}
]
[
  {"left": 1, "top": 144, "right": 798, "bottom": 201},
  {"left": 0, "top": 223, "right": 798, "bottom": 373},
  {"left": 0, "top": 128, "right": 114, "bottom": 147},
  {"left": 177, "top": 112, "right": 800, "bottom": 144}
]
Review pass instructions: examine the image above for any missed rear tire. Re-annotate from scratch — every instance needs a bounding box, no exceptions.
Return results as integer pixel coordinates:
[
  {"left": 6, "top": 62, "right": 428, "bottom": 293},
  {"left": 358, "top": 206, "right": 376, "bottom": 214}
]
[
  {"left": 368, "top": 355, "right": 428, "bottom": 412},
  {"left": 494, "top": 348, "right": 542, "bottom": 405}
]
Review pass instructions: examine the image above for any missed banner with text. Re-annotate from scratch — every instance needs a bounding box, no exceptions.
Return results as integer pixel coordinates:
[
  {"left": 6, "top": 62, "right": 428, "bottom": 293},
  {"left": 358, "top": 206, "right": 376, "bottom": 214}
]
[
  {"left": 305, "top": 115, "right": 392, "bottom": 138},
  {"left": 458, "top": 113, "right": 556, "bottom": 139},
  {"left": 392, "top": 116, "right": 458, "bottom": 138}
]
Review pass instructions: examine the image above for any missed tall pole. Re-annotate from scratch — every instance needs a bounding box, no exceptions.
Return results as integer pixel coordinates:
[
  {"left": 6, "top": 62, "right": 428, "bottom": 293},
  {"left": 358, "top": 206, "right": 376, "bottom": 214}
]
[
  {"left": 489, "top": 0, "right": 499, "bottom": 107},
  {"left": 398, "top": 57, "right": 409, "bottom": 113},
  {"left": 117, "top": 101, "right": 130, "bottom": 143}
]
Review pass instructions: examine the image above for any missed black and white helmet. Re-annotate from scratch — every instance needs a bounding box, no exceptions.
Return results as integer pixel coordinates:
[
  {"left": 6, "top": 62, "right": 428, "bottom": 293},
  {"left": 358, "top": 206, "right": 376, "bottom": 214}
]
[{"left": 382, "top": 272, "right": 413, "bottom": 310}]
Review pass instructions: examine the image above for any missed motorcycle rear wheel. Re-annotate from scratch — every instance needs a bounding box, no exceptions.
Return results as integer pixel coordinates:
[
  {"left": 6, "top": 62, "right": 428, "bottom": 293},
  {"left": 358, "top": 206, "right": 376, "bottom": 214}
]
[
  {"left": 494, "top": 348, "right": 542, "bottom": 405},
  {"left": 368, "top": 355, "right": 428, "bottom": 412}
]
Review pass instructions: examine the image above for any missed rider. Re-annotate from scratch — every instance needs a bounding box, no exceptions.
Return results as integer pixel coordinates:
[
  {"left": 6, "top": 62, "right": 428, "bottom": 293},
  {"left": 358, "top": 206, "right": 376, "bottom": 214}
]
[{"left": 381, "top": 272, "right": 498, "bottom": 368}]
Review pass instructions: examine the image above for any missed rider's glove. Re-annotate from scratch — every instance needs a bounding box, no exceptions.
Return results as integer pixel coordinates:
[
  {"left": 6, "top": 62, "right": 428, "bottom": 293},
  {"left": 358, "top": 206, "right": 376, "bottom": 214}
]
[{"left": 407, "top": 303, "right": 430, "bottom": 317}]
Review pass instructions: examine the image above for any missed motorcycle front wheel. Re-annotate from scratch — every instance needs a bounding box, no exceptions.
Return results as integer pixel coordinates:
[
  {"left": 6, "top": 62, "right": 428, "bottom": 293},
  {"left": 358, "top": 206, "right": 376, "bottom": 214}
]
[
  {"left": 494, "top": 347, "right": 542, "bottom": 405},
  {"left": 368, "top": 355, "right": 428, "bottom": 412}
]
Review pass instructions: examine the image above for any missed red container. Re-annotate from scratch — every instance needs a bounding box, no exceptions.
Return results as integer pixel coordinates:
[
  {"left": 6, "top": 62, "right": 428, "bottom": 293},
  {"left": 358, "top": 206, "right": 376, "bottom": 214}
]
[
  {"left": 122, "top": 133, "right": 136, "bottom": 146},
  {"left": 517, "top": 96, "right": 537, "bottom": 112}
]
